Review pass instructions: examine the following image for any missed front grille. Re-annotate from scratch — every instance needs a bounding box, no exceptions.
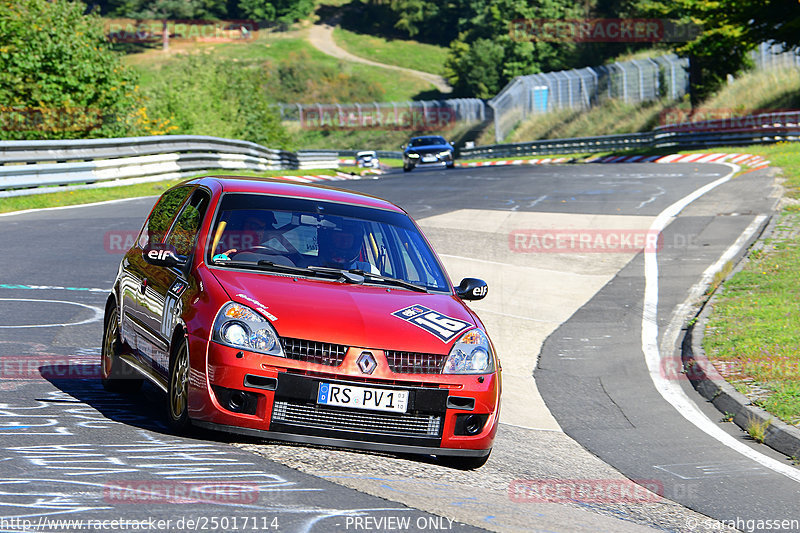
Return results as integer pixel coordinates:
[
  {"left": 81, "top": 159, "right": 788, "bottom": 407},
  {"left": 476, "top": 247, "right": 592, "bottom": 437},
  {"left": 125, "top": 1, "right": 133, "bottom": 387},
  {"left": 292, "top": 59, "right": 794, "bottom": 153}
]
[
  {"left": 286, "top": 368, "right": 441, "bottom": 388},
  {"left": 272, "top": 400, "right": 441, "bottom": 437},
  {"left": 280, "top": 337, "right": 348, "bottom": 367},
  {"left": 385, "top": 350, "right": 447, "bottom": 374}
]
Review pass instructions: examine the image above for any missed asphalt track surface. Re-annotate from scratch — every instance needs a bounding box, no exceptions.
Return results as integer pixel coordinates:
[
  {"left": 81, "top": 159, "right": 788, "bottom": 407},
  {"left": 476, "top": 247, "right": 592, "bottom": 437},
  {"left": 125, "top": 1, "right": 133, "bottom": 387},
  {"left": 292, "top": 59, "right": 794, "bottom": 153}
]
[{"left": 0, "top": 163, "right": 798, "bottom": 533}]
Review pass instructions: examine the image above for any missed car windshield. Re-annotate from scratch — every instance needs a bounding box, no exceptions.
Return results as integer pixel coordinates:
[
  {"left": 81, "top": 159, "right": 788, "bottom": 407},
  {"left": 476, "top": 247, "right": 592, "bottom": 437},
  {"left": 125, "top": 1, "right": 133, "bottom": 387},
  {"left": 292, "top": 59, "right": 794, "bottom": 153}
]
[
  {"left": 208, "top": 193, "right": 450, "bottom": 292},
  {"left": 409, "top": 137, "right": 447, "bottom": 147}
]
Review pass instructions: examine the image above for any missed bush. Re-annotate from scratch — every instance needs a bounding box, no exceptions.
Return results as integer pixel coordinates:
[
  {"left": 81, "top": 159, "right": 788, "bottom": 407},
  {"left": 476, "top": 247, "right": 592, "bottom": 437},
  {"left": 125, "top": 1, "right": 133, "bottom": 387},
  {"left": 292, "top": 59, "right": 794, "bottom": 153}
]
[
  {"left": 141, "top": 53, "right": 291, "bottom": 148},
  {"left": 0, "top": 0, "right": 147, "bottom": 139}
]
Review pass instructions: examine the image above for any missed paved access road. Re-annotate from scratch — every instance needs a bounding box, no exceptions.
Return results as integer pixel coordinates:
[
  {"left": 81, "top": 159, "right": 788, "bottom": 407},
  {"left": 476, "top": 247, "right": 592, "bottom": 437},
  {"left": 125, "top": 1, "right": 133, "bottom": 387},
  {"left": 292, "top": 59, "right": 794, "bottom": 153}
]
[{"left": 0, "top": 162, "right": 796, "bottom": 532}]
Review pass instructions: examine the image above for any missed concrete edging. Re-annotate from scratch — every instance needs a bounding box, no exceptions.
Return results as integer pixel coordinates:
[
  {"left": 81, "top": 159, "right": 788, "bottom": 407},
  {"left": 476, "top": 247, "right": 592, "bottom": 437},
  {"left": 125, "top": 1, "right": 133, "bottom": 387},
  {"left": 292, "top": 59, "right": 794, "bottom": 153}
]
[{"left": 681, "top": 215, "right": 800, "bottom": 460}]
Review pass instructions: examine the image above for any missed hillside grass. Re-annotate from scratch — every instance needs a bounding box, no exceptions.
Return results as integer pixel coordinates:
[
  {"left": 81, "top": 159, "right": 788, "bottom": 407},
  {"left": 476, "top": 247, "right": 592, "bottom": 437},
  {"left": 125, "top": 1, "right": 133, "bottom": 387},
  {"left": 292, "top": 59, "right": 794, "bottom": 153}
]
[
  {"left": 503, "top": 66, "right": 800, "bottom": 144},
  {"left": 125, "top": 37, "right": 434, "bottom": 104},
  {"left": 502, "top": 99, "right": 669, "bottom": 145},
  {"left": 332, "top": 27, "right": 448, "bottom": 75},
  {"left": 117, "top": 24, "right": 439, "bottom": 104}
]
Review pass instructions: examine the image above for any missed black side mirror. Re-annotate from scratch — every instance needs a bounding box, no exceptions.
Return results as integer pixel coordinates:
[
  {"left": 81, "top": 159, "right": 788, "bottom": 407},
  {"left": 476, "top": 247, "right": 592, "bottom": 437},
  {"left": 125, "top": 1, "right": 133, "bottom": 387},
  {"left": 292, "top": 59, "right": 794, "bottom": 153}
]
[
  {"left": 456, "top": 278, "right": 488, "bottom": 301},
  {"left": 143, "top": 243, "right": 186, "bottom": 268}
]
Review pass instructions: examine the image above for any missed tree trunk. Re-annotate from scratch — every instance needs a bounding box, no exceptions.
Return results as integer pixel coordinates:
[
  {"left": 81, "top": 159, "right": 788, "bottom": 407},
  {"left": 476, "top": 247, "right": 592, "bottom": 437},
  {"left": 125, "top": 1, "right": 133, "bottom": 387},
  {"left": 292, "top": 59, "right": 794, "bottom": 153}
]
[{"left": 162, "top": 19, "right": 169, "bottom": 51}]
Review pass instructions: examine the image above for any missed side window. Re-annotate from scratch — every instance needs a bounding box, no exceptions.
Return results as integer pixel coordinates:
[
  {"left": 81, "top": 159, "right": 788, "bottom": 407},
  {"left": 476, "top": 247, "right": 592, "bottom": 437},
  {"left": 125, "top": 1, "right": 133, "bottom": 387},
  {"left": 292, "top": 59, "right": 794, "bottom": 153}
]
[
  {"left": 138, "top": 187, "right": 193, "bottom": 248},
  {"left": 167, "top": 189, "right": 210, "bottom": 257}
]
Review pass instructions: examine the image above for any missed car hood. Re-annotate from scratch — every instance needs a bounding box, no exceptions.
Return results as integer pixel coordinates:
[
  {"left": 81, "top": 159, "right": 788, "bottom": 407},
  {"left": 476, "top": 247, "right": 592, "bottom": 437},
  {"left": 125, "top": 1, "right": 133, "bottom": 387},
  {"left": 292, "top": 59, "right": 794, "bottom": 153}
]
[
  {"left": 405, "top": 144, "right": 451, "bottom": 154},
  {"left": 210, "top": 269, "right": 477, "bottom": 354}
]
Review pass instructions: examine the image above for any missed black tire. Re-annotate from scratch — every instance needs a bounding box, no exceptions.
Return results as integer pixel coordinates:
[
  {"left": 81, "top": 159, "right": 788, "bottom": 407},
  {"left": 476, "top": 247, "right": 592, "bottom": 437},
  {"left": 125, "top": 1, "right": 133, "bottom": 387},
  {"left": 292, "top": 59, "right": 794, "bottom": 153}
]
[
  {"left": 101, "top": 307, "right": 143, "bottom": 393},
  {"left": 437, "top": 451, "right": 491, "bottom": 470},
  {"left": 403, "top": 165, "right": 412, "bottom": 172},
  {"left": 167, "top": 337, "right": 192, "bottom": 432}
]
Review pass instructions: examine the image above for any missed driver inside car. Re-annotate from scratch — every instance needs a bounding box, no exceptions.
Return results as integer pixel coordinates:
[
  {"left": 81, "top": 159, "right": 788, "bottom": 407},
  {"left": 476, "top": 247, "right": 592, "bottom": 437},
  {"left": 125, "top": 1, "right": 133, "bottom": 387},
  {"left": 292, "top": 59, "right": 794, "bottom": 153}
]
[
  {"left": 212, "top": 210, "right": 276, "bottom": 262},
  {"left": 317, "top": 219, "right": 379, "bottom": 274}
]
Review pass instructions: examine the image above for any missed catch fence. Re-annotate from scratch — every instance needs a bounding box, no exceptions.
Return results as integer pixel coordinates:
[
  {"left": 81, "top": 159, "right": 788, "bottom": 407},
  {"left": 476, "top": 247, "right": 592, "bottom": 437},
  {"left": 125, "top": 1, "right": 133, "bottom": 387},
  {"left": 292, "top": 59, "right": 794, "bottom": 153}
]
[{"left": 488, "top": 54, "right": 690, "bottom": 143}]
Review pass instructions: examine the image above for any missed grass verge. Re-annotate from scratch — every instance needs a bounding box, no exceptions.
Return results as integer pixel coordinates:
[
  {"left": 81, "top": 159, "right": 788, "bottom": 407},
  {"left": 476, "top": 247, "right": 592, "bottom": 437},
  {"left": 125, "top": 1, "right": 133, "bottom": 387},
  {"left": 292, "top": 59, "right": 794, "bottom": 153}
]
[
  {"left": 702, "top": 206, "right": 800, "bottom": 428},
  {"left": 0, "top": 169, "right": 349, "bottom": 215}
]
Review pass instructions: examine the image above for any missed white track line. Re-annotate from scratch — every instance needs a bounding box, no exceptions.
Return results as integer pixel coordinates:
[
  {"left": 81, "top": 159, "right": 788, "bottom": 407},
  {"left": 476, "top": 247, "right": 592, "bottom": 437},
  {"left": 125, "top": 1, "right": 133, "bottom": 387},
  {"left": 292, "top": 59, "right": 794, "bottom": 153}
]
[
  {"left": 642, "top": 163, "right": 800, "bottom": 483},
  {"left": 0, "top": 195, "right": 158, "bottom": 218},
  {"left": 0, "top": 298, "right": 103, "bottom": 328}
]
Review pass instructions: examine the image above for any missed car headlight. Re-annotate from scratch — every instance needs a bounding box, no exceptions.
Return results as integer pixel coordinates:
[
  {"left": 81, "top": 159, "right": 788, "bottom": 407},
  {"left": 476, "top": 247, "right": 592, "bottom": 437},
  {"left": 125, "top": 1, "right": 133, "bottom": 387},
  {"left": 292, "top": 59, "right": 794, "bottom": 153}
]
[
  {"left": 438, "top": 151, "right": 452, "bottom": 158},
  {"left": 442, "top": 329, "right": 494, "bottom": 374},
  {"left": 407, "top": 153, "right": 420, "bottom": 158},
  {"left": 212, "top": 302, "right": 284, "bottom": 357}
]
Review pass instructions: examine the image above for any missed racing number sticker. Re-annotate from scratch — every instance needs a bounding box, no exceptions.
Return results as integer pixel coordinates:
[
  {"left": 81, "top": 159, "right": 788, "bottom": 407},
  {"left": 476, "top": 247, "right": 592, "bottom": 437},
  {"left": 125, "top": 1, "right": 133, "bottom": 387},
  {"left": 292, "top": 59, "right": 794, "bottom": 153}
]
[{"left": 392, "top": 305, "right": 470, "bottom": 342}]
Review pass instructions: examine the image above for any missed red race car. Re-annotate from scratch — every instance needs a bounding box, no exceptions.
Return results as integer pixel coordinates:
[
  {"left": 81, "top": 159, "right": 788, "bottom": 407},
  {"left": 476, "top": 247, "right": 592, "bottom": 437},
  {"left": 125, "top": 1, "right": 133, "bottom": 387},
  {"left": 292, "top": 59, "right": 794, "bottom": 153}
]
[{"left": 102, "top": 176, "right": 500, "bottom": 468}]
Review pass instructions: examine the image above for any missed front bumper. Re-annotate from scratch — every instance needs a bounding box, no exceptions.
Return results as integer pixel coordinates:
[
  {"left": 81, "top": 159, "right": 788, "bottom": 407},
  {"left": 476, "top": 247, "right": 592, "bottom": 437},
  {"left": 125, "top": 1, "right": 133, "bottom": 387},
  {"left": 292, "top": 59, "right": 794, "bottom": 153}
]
[
  {"left": 196, "top": 342, "right": 500, "bottom": 454},
  {"left": 404, "top": 152, "right": 454, "bottom": 167},
  {"left": 193, "top": 421, "right": 490, "bottom": 457}
]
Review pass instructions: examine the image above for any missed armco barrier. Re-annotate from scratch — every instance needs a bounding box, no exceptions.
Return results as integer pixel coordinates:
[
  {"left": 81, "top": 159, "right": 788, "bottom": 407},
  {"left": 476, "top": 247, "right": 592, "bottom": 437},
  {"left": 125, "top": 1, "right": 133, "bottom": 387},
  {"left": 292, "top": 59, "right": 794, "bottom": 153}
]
[
  {"left": 459, "top": 110, "right": 800, "bottom": 159},
  {"left": 3, "top": 111, "right": 797, "bottom": 195},
  {"left": 0, "top": 135, "right": 338, "bottom": 196},
  {"left": 299, "top": 149, "right": 403, "bottom": 160}
]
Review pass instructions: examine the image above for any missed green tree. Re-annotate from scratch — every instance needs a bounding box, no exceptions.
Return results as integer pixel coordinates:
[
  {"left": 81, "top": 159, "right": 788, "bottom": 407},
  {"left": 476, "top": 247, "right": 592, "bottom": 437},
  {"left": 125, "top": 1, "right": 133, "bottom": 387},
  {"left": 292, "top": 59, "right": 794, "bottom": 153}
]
[
  {"left": 0, "top": 0, "right": 146, "bottom": 139},
  {"left": 444, "top": 38, "right": 504, "bottom": 98},
  {"left": 639, "top": 0, "right": 800, "bottom": 103},
  {"left": 444, "top": 0, "right": 583, "bottom": 97},
  {"left": 237, "top": 0, "right": 315, "bottom": 23},
  {"left": 110, "top": 0, "right": 227, "bottom": 50}
]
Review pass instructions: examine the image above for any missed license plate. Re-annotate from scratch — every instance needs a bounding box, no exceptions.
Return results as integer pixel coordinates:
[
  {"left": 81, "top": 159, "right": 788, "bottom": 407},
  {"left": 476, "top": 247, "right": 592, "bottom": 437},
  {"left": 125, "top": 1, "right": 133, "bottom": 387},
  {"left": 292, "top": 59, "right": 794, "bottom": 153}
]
[
  {"left": 421, "top": 155, "right": 437, "bottom": 163},
  {"left": 317, "top": 383, "right": 409, "bottom": 413}
]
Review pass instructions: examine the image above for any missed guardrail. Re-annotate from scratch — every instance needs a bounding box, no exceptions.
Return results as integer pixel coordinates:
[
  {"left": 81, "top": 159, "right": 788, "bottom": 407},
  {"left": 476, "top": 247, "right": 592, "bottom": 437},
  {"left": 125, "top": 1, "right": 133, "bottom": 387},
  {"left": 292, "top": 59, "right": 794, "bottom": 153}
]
[
  {"left": 459, "top": 111, "right": 800, "bottom": 159},
  {"left": 0, "top": 135, "right": 338, "bottom": 196},
  {"left": 3, "top": 111, "right": 798, "bottom": 196},
  {"left": 299, "top": 149, "right": 404, "bottom": 160}
]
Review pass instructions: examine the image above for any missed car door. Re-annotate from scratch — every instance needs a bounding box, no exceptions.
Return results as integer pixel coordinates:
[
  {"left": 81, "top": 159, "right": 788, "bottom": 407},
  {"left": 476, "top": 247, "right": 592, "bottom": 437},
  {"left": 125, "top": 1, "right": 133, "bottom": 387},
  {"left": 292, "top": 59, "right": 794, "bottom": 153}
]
[
  {"left": 138, "top": 188, "right": 209, "bottom": 377},
  {"left": 121, "top": 186, "right": 194, "bottom": 369}
]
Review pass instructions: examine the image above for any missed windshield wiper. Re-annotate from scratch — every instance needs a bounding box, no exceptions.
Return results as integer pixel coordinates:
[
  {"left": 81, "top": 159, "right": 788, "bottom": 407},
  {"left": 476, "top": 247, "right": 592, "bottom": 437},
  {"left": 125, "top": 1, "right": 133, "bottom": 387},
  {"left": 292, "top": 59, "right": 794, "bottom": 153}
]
[
  {"left": 252, "top": 261, "right": 364, "bottom": 284},
  {"left": 214, "top": 259, "right": 316, "bottom": 276},
  {"left": 348, "top": 270, "right": 429, "bottom": 293},
  {"left": 307, "top": 266, "right": 365, "bottom": 284},
  {"left": 216, "top": 259, "right": 329, "bottom": 277}
]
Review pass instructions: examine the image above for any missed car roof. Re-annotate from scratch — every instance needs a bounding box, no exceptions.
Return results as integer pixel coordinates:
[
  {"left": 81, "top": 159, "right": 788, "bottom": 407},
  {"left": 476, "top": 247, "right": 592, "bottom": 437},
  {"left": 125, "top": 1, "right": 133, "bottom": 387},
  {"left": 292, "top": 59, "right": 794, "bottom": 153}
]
[
  {"left": 186, "top": 175, "right": 404, "bottom": 213},
  {"left": 410, "top": 135, "right": 445, "bottom": 141}
]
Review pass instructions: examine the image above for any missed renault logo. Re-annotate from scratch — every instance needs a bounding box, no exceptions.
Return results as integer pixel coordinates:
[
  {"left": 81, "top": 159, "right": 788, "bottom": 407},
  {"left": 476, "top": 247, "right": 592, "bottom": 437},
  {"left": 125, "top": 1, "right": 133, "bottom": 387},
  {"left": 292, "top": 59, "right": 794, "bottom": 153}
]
[{"left": 356, "top": 351, "right": 377, "bottom": 375}]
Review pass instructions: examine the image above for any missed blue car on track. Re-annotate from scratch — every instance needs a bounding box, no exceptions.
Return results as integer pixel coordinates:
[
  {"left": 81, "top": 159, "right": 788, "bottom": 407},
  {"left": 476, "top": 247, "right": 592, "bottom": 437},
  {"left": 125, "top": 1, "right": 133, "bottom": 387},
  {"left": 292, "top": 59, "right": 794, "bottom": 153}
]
[{"left": 402, "top": 136, "right": 455, "bottom": 172}]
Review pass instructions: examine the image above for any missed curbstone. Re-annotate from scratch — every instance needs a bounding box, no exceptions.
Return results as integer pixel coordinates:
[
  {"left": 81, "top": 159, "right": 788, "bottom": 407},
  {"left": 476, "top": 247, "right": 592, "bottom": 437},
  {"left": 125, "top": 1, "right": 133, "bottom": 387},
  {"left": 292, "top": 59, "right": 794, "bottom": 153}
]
[{"left": 681, "top": 216, "right": 800, "bottom": 460}]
